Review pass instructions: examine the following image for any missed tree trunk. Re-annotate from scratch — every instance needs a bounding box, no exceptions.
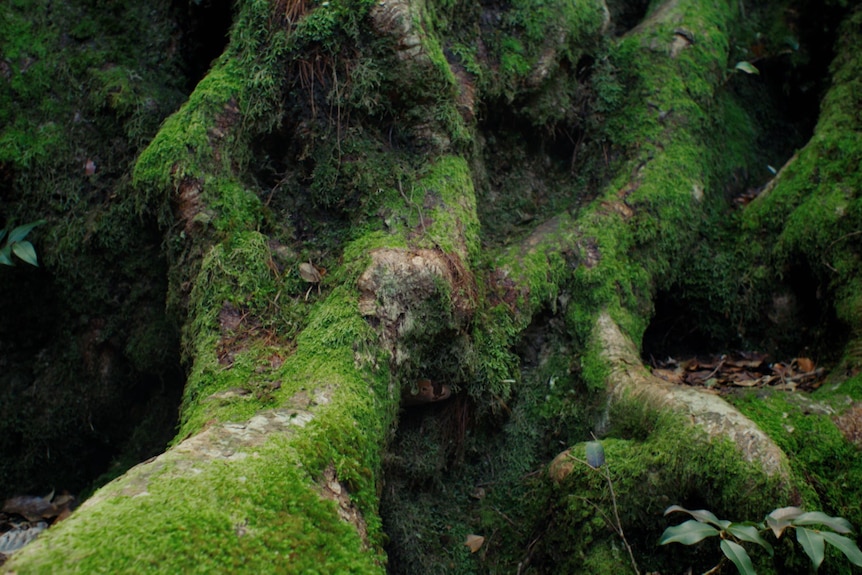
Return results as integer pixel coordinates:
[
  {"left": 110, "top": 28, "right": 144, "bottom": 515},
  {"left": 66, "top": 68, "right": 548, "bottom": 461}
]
[{"left": 3, "top": 0, "right": 861, "bottom": 573}]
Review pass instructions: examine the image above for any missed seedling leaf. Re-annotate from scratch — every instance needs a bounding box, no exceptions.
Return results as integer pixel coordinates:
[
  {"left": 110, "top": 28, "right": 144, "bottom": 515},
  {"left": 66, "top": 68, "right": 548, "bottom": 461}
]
[
  {"left": 767, "top": 506, "right": 803, "bottom": 538},
  {"left": 8, "top": 220, "right": 44, "bottom": 244},
  {"left": 664, "top": 505, "right": 729, "bottom": 529},
  {"left": 12, "top": 241, "right": 38, "bottom": 266},
  {"left": 659, "top": 520, "right": 720, "bottom": 545},
  {"left": 728, "top": 523, "right": 774, "bottom": 555},
  {"left": 585, "top": 441, "right": 605, "bottom": 469},
  {"left": 797, "top": 527, "right": 825, "bottom": 570},
  {"left": 793, "top": 512, "right": 853, "bottom": 534},
  {"left": 720, "top": 539, "right": 756, "bottom": 575},
  {"left": 735, "top": 61, "right": 760, "bottom": 75},
  {"left": 820, "top": 531, "right": 862, "bottom": 566}
]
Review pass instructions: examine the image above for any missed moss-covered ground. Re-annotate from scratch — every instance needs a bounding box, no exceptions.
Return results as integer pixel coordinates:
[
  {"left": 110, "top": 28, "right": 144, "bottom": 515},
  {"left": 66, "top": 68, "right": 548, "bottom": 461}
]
[{"left": 3, "top": 0, "right": 862, "bottom": 573}]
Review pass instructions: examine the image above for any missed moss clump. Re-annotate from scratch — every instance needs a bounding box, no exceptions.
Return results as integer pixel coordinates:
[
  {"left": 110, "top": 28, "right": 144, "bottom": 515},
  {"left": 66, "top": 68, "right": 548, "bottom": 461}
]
[
  {"left": 9, "top": 435, "right": 384, "bottom": 574},
  {"left": 729, "top": 388, "right": 862, "bottom": 529},
  {"left": 544, "top": 402, "right": 793, "bottom": 574}
]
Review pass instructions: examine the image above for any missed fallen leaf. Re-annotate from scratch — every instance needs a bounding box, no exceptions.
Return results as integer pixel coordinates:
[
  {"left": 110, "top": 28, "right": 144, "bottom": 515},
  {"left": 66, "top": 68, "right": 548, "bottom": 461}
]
[
  {"left": 795, "top": 357, "right": 815, "bottom": 373},
  {"left": 298, "top": 262, "right": 321, "bottom": 283},
  {"left": 465, "top": 534, "right": 485, "bottom": 553},
  {"left": 2, "top": 496, "right": 57, "bottom": 522},
  {"left": 652, "top": 368, "right": 683, "bottom": 384}
]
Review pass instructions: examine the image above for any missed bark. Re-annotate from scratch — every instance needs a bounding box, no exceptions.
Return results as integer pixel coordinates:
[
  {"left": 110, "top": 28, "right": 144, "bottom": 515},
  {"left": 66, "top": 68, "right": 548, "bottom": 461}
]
[{"left": 3, "top": 0, "right": 862, "bottom": 573}]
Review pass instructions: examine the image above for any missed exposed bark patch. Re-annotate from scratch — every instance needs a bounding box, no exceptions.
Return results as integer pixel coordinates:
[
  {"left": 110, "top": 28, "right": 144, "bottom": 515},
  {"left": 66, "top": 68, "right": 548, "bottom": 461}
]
[
  {"left": 835, "top": 402, "right": 862, "bottom": 448},
  {"left": 318, "top": 464, "right": 369, "bottom": 546},
  {"left": 670, "top": 28, "right": 694, "bottom": 58},
  {"left": 358, "top": 248, "right": 476, "bottom": 361},
  {"left": 175, "top": 177, "right": 207, "bottom": 233},
  {"left": 209, "top": 97, "right": 241, "bottom": 165},
  {"left": 81, "top": 408, "right": 316, "bottom": 506},
  {"left": 219, "top": 301, "right": 245, "bottom": 333},
  {"left": 370, "top": 0, "right": 427, "bottom": 64},
  {"left": 446, "top": 56, "right": 476, "bottom": 122},
  {"left": 216, "top": 302, "right": 293, "bottom": 367},
  {"left": 578, "top": 237, "right": 601, "bottom": 269}
]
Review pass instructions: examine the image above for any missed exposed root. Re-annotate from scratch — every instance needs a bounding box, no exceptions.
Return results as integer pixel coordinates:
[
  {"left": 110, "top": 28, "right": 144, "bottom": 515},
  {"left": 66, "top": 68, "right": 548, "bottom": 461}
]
[{"left": 595, "top": 311, "right": 790, "bottom": 477}]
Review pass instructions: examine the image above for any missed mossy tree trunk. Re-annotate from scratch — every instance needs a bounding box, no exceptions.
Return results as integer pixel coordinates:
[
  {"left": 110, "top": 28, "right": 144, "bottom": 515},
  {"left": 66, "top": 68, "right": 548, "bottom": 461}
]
[{"left": 4, "top": 0, "right": 862, "bottom": 573}]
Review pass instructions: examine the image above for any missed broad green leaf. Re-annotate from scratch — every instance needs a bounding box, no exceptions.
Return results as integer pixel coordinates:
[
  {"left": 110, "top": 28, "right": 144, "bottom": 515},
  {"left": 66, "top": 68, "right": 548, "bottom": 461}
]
[
  {"left": 8, "top": 220, "right": 44, "bottom": 244},
  {"left": 820, "top": 531, "right": 862, "bottom": 566},
  {"left": 797, "top": 527, "right": 825, "bottom": 570},
  {"left": 585, "top": 441, "right": 605, "bottom": 469},
  {"left": 664, "top": 505, "right": 729, "bottom": 529},
  {"left": 0, "top": 245, "right": 13, "bottom": 266},
  {"left": 11, "top": 241, "right": 38, "bottom": 266},
  {"left": 768, "top": 507, "right": 804, "bottom": 520},
  {"left": 659, "top": 520, "right": 720, "bottom": 546},
  {"left": 792, "top": 512, "right": 853, "bottom": 534},
  {"left": 735, "top": 61, "right": 760, "bottom": 75},
  {"left": 767, "top": 507, "right": 803, "bottom": 538},
  {"left": 0, "top": 228, "right": 7, "bottom": 243},
  {"left": 728, "top": 524, "right": 774, "bottom": 555},
  {"left": 720, "top": 539, "right": 756, "bottom": 575}
]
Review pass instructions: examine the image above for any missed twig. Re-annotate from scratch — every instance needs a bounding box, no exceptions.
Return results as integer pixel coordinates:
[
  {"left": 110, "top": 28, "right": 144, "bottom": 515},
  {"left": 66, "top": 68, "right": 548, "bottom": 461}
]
[
  {"left": 569, "top": 452, "right": 641, "bottom": 575},
  {"left": 823, "top": 230, "right": 862, "bottom": 272},
  {"left": 398, "top": 179, "right": 426, "bottom": 235},
  {"left": 703, "top": 354, "right": 726, "bottom": 381}
]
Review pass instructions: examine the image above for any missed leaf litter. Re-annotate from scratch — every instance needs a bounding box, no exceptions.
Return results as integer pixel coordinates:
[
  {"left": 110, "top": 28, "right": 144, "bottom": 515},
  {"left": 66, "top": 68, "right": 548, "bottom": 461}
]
[
  {"left": 649, "top": 351, "right": 825, "bottom": 393},
  {"left": 0, "top": 491, "right": 76, "bottom": 565}
]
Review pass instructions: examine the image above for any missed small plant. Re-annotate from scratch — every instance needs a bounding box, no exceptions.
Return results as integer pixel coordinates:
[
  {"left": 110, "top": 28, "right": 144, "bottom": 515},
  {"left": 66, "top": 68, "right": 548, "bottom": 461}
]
[
  {"left": 659, "top": 504, "right": 862, "bottom": 574},
  {"left": 0, "top": 220, "right": 44, "bottom": 266}
]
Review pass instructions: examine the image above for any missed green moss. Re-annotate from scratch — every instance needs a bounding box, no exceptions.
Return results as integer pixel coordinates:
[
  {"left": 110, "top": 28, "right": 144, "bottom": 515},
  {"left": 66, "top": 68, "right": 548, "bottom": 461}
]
[
  {"left": 133, "top": 61, "right": 246, "bottom": 201},
  {"left": 546, "top": 405, "right": 792, "bottom": 574},
  {"left": 729, "top": 389, "right": 862, "bottom": 527},
  {"left": 731, "top": 8, "right": 862, "bottom": 358},
  {"left": 489, "top": 0, "right": 608, "bottom": 103},
  {"left": 412, "top": 155, "right": 480, "bottom": 261},
  {"left": 9, "top": 435, "right": 383, "bottom": 574}
]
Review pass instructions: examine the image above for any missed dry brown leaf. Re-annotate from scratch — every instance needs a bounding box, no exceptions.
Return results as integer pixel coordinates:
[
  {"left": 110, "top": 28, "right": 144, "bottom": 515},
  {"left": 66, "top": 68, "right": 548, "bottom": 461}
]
[
  {"left": 652, "top": 368, "right": 683, "bottom": 384},
  {"left": 299, "top": 262, "right": 322, "bottom": 283},
  {"left": 2, "top": 496, "right": 57, "bottom": 522},
  {"left": 795, "top": 357, "right": 815, "bottom": 373},
  {"left": 465, "top": 534, "right": 485, "bottom": 553}
]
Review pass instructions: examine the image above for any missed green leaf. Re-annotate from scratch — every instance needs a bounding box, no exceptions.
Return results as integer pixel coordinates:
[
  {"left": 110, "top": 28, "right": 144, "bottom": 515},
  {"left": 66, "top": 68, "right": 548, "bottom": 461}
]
[
  {"left": 585, "top": 441, "right": 605, "bottom": 468},
  {"left": 664, "top": 505, "right": 730, "bottom": 529},
  {"left": 721, "top": 539, "right": 756, "bottom": 575},
  {"left": 728, "top": 524, "right": 774, "bottom": 555},
  {"left": 0, "top": 228, "right": 7, "bottom": 243},
  {"left": 767, "top": 507, "right": 803, "bottom": 538},
  {"left": 735, "top": 61, "right": 760, "bottom": 75},
  {"left": 659, "top": 520, "right": 720, "bottom": 546},
  {"left": 792, "top": 512, "right": 853, "bottom": 534},
  {"left": 0, "top": 245, "right": 13, "bottom": 266},
  {"left": 797, "top": 527, "right": 825, "bottom": 570},
  {"left": 820, "top": 531, "right": 862, "bottom": 566},
  {"left": 11, "top": 241, "right": 38, "bottom": 266},
  {"left": 8, "top": 220, "right": 44, "bottom": 244}
]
